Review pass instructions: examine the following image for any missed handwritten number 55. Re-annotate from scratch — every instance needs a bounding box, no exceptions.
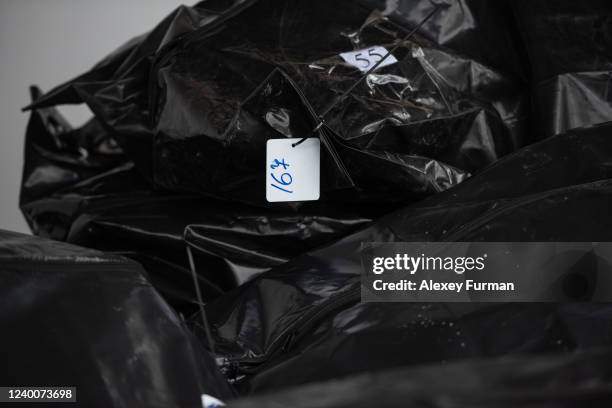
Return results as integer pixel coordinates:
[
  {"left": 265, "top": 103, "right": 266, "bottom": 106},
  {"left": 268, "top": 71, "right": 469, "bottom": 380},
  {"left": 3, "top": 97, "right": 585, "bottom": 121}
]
[{"left": 354, "top": 48, "right": 384, "bottom": 69}]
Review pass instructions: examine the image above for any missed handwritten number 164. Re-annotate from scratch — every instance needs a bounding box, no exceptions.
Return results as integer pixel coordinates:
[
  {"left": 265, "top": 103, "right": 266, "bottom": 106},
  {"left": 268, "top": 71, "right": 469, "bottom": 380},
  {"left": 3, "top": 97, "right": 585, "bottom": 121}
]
[{"left": 270, "top": 158, "right": 293, "bottom": 193}]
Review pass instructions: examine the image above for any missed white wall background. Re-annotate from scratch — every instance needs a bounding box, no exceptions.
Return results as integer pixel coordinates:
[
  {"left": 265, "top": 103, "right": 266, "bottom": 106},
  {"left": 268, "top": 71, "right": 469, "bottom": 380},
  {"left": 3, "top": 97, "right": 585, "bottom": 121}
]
[{"left": 0, "top": 0, "right": 188, "bottom": 233}]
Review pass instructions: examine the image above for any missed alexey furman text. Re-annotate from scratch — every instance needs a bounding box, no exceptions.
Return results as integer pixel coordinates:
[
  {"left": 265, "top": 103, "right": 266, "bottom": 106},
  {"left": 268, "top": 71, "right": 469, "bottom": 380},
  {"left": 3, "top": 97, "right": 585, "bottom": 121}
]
[{"left": 372, "top": 279, "right": 515, "bottom": 292}]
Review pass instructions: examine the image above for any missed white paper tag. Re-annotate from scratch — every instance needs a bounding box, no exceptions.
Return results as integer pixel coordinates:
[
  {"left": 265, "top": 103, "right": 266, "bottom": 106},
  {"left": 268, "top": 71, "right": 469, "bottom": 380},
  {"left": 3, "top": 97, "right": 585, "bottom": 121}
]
[
  {"left": 339, "top": 46, "right": 397, "bottom": 72},
  {"left": 201, "top": 394, "right": 225, "bottom": 408},
  {"left": 266, "top": 138, "right": 320, "bottom": 202}
]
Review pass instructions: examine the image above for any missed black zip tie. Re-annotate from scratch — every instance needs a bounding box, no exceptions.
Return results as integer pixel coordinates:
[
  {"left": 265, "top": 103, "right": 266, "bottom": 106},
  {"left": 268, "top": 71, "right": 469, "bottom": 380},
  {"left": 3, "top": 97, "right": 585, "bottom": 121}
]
[
  {"left": 292, "top": 4, "right": 442, "bottom": 148},
  {"left": 187, "top": 245, "right": 216, "bottom": 355}
]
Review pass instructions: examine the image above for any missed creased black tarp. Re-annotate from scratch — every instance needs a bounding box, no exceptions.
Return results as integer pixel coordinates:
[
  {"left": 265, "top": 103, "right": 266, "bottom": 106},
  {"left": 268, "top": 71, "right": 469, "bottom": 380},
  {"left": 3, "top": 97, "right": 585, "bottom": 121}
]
[
  {"left": 0, "top": 229, "right": 233, "bottom": 407},
  {"left": 15, "top": 0, "right": 612, "bottom": 404},
  {"left": 228, "top": 349, "right": 612, "bottom": 408},
  {"left": 145, "top": 0, "right": 523, "bottom": 204},
  {"left": 201, "top": 122, "right": 612, "bottom": 393},
  {"left": 20, "top": 0, "right": 531, "bottom": 312},
  {"left": 24, "top": 0, "right": 525, "bottom": 208},
  {"left": 513, "top": 0, "right": 612, "bottom": 138},
  {"left": 20, "top": 87, "right": 372, "bottom": 314},
  {"left": 356, "top": 0, "right": 529, "bottom": 145}
]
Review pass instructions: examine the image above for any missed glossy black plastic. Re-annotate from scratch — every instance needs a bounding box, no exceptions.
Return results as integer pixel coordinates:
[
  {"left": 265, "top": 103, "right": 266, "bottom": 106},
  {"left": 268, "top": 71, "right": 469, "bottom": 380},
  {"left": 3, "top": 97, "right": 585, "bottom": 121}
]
[
  {"left": 15, "top": 0, "right": 612, "bottom": 403},
  {"left": 0, "top": 229, "right": 233, "bottom": 407},
  {"left": 20, "top": 88, "right": 372, "bottom": 314},
  {"left": 202, "top": 123, "right": 612, "bottom": 393},
  {"left": 230, "top": 349, "right": 612, "bottom": 407},
  {"left": 513, "top": 0, "right": 612, "bottom": 137},
  {"left": 25, "top": 0, "right": 527, "bottom": 209}
]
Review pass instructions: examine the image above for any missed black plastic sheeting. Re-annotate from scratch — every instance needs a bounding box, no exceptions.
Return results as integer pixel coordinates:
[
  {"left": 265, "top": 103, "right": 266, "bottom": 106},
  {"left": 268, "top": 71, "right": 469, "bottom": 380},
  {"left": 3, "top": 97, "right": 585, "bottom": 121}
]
[
  {"left": 24, "top": 0, "right": 528, "bottom": 208},
  {"left": 514, "top": 1, "right": 612, "bottom": 138},
  {"left": 200, "top": 122, "right": 612, "bottom": 393},
  {"left": 0, "top": 229, "right": 232, "bottom": 407},
  {"left": 20, "top": 86, "right": 372, "bottom": 315},
  {"left": 15, "top": 0, "right": 612, "bottom": 405},
  {"left": 20, "top": 0, "right": 532, "bottom": 314},
  {"left": 228, "top": 349, "right": 612, "bottom": 408}
]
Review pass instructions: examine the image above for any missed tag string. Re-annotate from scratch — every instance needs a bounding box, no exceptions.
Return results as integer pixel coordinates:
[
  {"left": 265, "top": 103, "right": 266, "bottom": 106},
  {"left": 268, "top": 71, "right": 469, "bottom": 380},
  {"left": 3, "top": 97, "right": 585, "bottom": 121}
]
[
  {"left": 187, "top": 245, "right": 216, "bottom": 355},
  {"left": 292, "top": 4, "right": 442, "bottom": 148}
]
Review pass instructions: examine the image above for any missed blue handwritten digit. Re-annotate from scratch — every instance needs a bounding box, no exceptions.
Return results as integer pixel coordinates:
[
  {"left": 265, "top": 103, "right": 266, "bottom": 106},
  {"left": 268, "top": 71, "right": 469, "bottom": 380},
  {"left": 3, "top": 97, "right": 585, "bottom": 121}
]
[
  {"left": 271, "top": 172, "right": 293, "bottom": 193},
  {"left": 271, "top": 172, "right": 292, "bottom": 186},
  {"left": 271, "top": 184, "right": 293, "bottom": 193},
  {"left": 270, "top": 158, "right": 290, "bottom": 170}
]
